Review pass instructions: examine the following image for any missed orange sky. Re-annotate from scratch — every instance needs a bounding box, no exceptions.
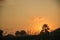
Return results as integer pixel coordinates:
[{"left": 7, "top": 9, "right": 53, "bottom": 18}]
[{"left": 0, "top": 0, "right": 60, "bottom": 35}]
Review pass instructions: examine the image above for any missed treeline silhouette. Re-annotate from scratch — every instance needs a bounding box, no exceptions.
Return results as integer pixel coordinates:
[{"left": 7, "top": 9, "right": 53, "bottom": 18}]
[{"left": 0, "top": 24, "right": 60, "bottom": 40}]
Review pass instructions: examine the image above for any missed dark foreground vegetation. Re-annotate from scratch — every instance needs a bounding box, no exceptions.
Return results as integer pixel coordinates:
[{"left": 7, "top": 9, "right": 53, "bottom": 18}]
[{"left": 0, "top": 24, "right": 60, "bottom": 40}]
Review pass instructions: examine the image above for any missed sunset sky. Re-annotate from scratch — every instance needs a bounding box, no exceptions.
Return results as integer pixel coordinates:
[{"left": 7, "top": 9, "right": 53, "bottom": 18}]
[{"left": 0, "top": 0, "right": 60, "bottom": 35}]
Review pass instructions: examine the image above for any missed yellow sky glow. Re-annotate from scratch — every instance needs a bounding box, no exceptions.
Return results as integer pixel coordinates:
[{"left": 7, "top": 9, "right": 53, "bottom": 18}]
[{"left": 0, "top": 0, "right": 60, "bottom": 35}]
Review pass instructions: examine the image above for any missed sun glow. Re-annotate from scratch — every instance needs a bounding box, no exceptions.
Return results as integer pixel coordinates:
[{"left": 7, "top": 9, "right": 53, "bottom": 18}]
[{"left": 28, "top": 16, "right": 56, "bottom": 34}]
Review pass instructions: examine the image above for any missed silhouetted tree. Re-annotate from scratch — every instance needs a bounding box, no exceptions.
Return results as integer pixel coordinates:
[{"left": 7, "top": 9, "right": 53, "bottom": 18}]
[
  {"left": 0, "top": 29, "right": 3, "bottom": 37},
  {"left": 19, "top": 30, "right": 27, "bottom": 36},
  {"left": 0, "top": 29, "right": 3, "bottom": 40},
  {"left": 39, "top": 24, "right": 50, "bottom": 40},
  {"left": 15, "top": 30, "right": 27, "bottom": 37},
  {"left": 3, "top": 34, "right": 14, "bottom": 40},
  {"left": 42, "top": 24, "right": 49, "bottom": 31},
  {"left": 15, "top": 31, "right": 20, "bottom": 36}
]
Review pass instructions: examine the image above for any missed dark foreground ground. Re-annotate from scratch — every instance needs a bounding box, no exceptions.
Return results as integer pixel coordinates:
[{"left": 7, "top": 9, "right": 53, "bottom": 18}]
[{"left": 0, "top": 28, "right": 60, "bottom": 40}]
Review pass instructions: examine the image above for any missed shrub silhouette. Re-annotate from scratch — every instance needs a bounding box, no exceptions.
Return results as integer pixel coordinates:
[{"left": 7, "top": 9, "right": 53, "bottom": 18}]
[
  {"left": 15, "top": 30, "right": 27, "bottom": 37},
  {"left": 0, "top": 29, "right": 3, "bottom": 40}
]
